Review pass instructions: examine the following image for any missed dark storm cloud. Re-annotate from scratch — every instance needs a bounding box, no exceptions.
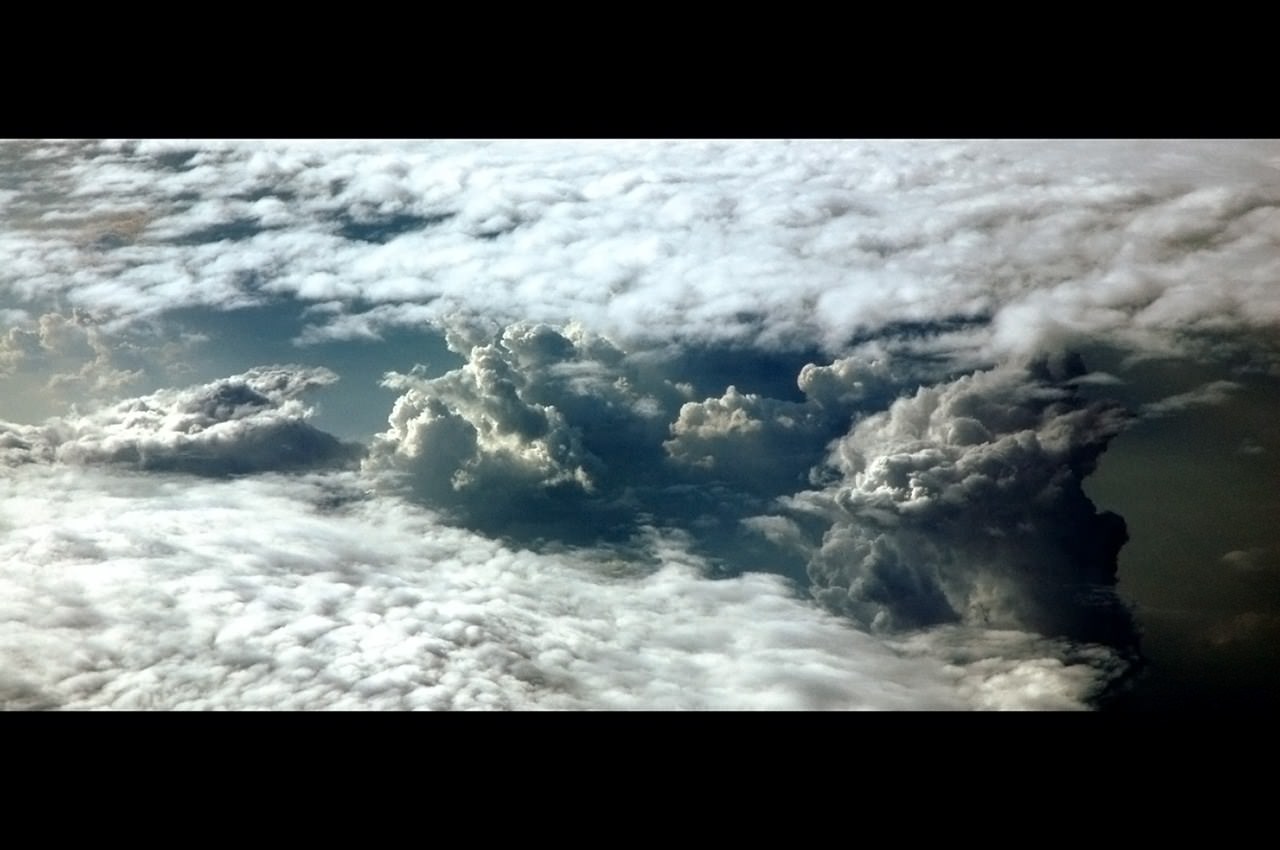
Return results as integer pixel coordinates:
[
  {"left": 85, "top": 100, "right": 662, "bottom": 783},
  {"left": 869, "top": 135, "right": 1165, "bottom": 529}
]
[{"left": 0, "top": 365, "right": 361, "bottom": 475}]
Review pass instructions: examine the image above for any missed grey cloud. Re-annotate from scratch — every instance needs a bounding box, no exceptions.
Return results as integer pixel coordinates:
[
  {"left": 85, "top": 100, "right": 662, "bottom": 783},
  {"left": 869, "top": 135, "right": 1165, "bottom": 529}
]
[
  {"left": 0, "top": 365, "right": 361, "bottom": 476},
  {"left": 1221, "top": 547, "right": 1280, "bottom": 573},
  {"left": 363, "top": 321, "right": 897, "bottom": 553},
  {"left": 1140, "top": 380, "right": 1243, "bottom": 419}
]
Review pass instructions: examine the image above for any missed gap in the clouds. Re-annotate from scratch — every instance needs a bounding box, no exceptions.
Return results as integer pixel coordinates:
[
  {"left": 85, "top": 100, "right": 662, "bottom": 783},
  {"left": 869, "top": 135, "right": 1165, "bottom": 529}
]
[
  {"left": 1079, "top": 344, "right": 1280, "bottom": 711},
  {"left": 161, "top": 302, "right": 462, "bottom": 442},
  {"left": 845, "top": 314, "right": 994, "bottom": 349},
  {"left": 336, "top": 211, "right": 457, "bottom": 244},
  {"left": 645, "top": 344, "right": 831, "bottom": 403},
  {"left": 167, "top": 218, "right": 269, "bottom": 246},
  {"left": 150, "top": 149, "right": 200, "bottom": 172}
]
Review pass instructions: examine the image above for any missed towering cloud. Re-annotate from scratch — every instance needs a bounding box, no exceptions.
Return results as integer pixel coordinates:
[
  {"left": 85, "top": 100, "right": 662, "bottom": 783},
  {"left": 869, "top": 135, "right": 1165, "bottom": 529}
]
[
  {"left": 359, "top": 319, "right": 1140, "bottom": 671},
  {"left": 781, "top": 355, "right": 1137, "bottom": 649}
]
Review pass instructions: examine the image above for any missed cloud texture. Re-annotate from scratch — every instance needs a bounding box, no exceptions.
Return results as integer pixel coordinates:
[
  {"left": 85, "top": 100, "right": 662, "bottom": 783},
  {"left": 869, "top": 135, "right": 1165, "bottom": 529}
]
[
  {"left": 3, "top": 140, "right": 1278, "bottom": 365},
  {"left": 0, "top": 464, "right": 1125, "bottom": 710},
  {"left": 4, "top": 140, "right": 1274, "bottom": 710}
]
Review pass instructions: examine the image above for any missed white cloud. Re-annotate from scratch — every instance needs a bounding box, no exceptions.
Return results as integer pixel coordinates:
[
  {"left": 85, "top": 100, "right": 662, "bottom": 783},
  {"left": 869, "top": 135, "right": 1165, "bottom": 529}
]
[
  {"left": 2, "top": 140, "right": 1277, "bottom": 369},
  {"left": 0, "top": 464, "right": 1123, "bottom": 710},
  {"left": 0, "top": 365, "right": 360, "bottom": 475},
  {"left": 10, "top": 140, "right": 1268, "bottom": 710},
  {"left": 0, "top": 309, "right": 142, "bottom": 394}
]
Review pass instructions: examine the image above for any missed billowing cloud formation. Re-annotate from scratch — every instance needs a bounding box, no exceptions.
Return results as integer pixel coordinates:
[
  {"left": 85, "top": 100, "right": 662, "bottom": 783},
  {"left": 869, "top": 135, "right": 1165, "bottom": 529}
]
[
  {"left": 780, "top": 355, "right": 1137, "bottom": 648},
  {"left": 0, "top": 464, "right": 1126, "bottom": 709},
  {"left": 364, "top": 322, "right": 678, "bottom": 541},
  {"left": 0, "top": 365, "right": 361, "bottom": 475},
  {"left": 362, "top": 321, "right": 1139, "bottom": 668},
  {"left": 363, "top": 321, "right": 899, "bottom": 554}
]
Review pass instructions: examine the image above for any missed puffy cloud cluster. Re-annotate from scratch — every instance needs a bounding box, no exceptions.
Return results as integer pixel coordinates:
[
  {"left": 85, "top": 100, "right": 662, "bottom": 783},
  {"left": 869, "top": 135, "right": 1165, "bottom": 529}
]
[
  {"left": 10, "top": 140, "right": 1249, "bottom": 709},
  {"left": 0, "top": 464, "right": 1126, "bottom": 710},
  {"left": 0, "top": 365, "right": 361, "bottom": 475},
  {"left": 360, "top": 321, "right": 1140, "bottom": 672},
  {"left": 362, "top": 321, "right": 911, "bottom": 553},
  {"left": 776, "top": 355, "right": 1137, "bottom": 648},
  {"left": 363, "top": 322, "right": 680, "bottom": 540}
]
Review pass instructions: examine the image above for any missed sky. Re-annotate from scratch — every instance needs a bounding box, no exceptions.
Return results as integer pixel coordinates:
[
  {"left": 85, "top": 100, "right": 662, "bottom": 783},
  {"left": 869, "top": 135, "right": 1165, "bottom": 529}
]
[{"left": 1, "top": 139, "right": 1277, "bottom": 711}]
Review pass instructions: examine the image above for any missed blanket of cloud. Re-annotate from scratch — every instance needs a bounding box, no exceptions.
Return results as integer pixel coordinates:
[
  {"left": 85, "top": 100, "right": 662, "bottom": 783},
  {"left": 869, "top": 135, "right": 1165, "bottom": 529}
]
[
  {"left": 0, "top": 463, "right": 1127, "bottom": 710},
  {"left": 2, "top": 140, "right": 1277, "bottom": 364},
  {"left": 2, "top": 139, "right": 1277, "bottom": 710}
]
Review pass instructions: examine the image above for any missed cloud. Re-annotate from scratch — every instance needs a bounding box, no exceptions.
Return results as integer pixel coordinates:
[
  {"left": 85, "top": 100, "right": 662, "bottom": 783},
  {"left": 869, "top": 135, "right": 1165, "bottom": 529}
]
[
  {"left": 0, "top": 309, "right": 142, "bottom": 392},
  {"left": 358, "top": 321, "right": 1141, "bottom": 679},
  {"left": 3, "top": 140, "right": 1278, "bottom": 371},
  {"left": 12, "top": 141, "right": 1265, "bottom": 709},
  {"left": 361, "top": 322, "right": 901, "bottom": 560},
  {"left": 1140, "top": 380, "right": 1243, "bottom": 419},
  {"left": 0, "top": 464, "right": 1126, "bottom": 709},
  {"left": 0, "top": 365, "right": 361, "bottom": 476},
  {"left": 776, "top": 355, "right": 1138, "bottom": 649},
  {"left": 1221, "top": 547, "right": 1280, "bottom": 573}
]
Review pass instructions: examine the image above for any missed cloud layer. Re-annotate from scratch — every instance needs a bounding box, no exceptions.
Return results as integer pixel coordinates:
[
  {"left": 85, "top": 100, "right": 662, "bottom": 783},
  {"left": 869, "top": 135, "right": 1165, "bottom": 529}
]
[
  {"left": 0, "top": 464, "right": 1126, "bottom": 710},
  {"left": 3, "top": 140, "right": 1278, "bottom": 366},
  {"left": 5, "top": 140, "right": 1271, "bottom": 710}
]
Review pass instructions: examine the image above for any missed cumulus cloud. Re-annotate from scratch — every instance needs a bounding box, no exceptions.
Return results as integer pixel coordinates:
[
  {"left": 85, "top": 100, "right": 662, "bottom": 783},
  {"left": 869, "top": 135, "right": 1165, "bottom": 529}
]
[
  {"left": 358, "top": 320, "right": 1141, "bottom": 682},
  {"left": 0, "top": 365, "right": 361, "bottom": 475},
  {"left": 362, "top": 321, "right": 898, "bottom": 556},
  {"left": 774, "top": 355, "right": 1138, "bottom": 649},
  {"left": 0, "top": 464, "right": 1126, "bottom": 710}
]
